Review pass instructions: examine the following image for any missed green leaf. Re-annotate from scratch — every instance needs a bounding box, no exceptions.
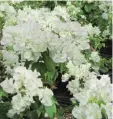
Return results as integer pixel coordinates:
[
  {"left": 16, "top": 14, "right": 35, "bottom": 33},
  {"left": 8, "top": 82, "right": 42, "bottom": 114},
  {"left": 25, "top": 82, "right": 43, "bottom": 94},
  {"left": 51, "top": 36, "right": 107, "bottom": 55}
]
[
  {"left": 89, "top": 97, "right": 105, "bottom": 106},
  {"left": 7, "top": 46, "right": 13, "bottom": 51},
  {"left": 45, "top": 104, "right": 56, "bottom": 118},
  {"left": 45, "top": 72, "right": 54, "bottom": 81},
  {"left": 27, "top": 110, "right": 38, "bottom": 119},
  {"left": 32, "top": 62, "right": 47, "bottom": 79},
  {"left": 84, "top": 4, "right": 93, "bottom": 13},
  {"left": 0, "top": 102, "right": 11, "bottom": 119},
  {"left": 37, "top": 105, "right": 43, "bottom": 117},
  {"left": 101, "top": 108, "right": 108, "bottom": 119},
  {"left": 57, "top": 107, "right": 65, "bottom": 117},
  {"left": 59, "top": 63, "right": 67, "bottom": 73},
  {"left": 0, "top": 88, "right": 8, "bottom": 97},
  {"left": 100, "top": 67, "right": 108, "bottom": 73},
  {"left": 12, "top": 114, "right": 23, "bottom": 119},
  {"left": 42, "top": 51, "right": 56, "bottom": 72},
  {"left": 45, "top": 98, "right": 56, "bottom": 118}
]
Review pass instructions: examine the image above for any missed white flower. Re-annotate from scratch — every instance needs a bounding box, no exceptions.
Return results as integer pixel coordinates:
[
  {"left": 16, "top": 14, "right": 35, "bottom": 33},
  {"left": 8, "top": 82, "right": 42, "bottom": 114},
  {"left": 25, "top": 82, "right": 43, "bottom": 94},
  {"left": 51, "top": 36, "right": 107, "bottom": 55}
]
[
  {"left": 14, "top": 66, "right": 26, "bottom": 74},
  {"left": 7, "top": 109, "right": 16, "bottom": 118},
  {"left": 44, "top": 113, "right": 48, "bottom": 118},
  {"left": 1, "top": 5, "right": 93, "bottom": 67},
  {"left": 39, "top": 88, "right": 53, "bottom": 106},
  {"left": 50, "top": 52, "right": 67, "bottom": 63},
  {"left": 62, "top": 73, "right": 70, "bottom": 82},
  {"left": 102, "top": 12, "right": 108, "bottom": 20},
  {"left": 53, "top": 6, "right": 70, "bottom": 21},
  {"left": 67, "top": 64, "right": 112, "bottom": 119},
  {"left": 72, "top": 103, "right": 102, "bottom": 119},
  {"left": 24, "top": 51, "right": 32, "bottom": 60},
  {"left": 5, "top": 66, "right": 14, "bottom": 75},
  {"left": 0, "top": 78, "right": 15, "bottom": 94},
  {"left": 85, "top": 24, "right": 100, "bottom": 36},
  {"left": 81, "top": 74, "right": 111, "bottom": 104},
  {"left": 90, "top": 51, "right": 100, "bottom": 62},
  {"left": 1, "top": 21, "right": 47, "bottom": 63},
  {"left": 66, "top": 60, "right": 77, "bottom": 76},
  {"left": 2, "top": 50, "right": 19, "bottom": 66},
  {"left": 1, "top": 66, "right": 54, "bottom": 117},
  {"left": 66, "top": 60, "right": 91, "bottom": 79},
  {"left": 0, "top": 2, "right": 16, "bottom": 14},
  {"left": 67, "top": 79, "right": 80, "bottom": 95},
  {"left": 1, "top": 66, "right": 43, "bottom": 95},
  {"left": 7, "top": 93, "right": 34, "bottom": 118},
  {"left": 0, "top": 3, "right": 6, "bottom": 11},
  {"left": 13, "top": 66, "right": 43, "bottom": 94}
]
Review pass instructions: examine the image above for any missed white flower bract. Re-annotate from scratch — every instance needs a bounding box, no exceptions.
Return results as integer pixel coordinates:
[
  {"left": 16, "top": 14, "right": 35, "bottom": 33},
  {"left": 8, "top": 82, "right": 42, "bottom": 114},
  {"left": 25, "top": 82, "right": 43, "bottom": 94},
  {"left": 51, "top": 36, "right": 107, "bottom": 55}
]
[{"left": 0, "top": 66, "right": 53, "bottom": 118}]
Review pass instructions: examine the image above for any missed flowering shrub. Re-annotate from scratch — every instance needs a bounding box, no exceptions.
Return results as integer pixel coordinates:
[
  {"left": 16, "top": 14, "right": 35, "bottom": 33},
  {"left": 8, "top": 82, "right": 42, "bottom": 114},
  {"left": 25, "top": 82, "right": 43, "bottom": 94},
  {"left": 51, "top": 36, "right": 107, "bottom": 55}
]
[{"left": 0, "top": 1, "right": 112, "bottom": 119}]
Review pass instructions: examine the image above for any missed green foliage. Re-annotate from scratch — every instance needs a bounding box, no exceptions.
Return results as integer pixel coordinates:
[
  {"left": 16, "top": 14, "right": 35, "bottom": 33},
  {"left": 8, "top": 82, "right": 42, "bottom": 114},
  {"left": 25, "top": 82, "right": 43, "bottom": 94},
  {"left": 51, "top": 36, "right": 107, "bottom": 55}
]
[
  {"left": 36, "top": 105, "right": 43, "bottom": 118},
  {"left": 0, "top": 16, "right": 5, "bottom": 34},
  {"left": 32, "top": 61, "right": 47, "bottom": 79},
  {"left": 12, "top": 114, "right": 23, "bottom": 119},
  {"left": 11, "top": 1, "right": 56, "bottom": 10},
  {"left": 89, "top": 36, "right": 105, "bottom": 50},
  {"left": 70, "top": 1, "right": 112, "bottom": 34},
  {"left": 57, "top": 106, "right": 65, "bottom": 117},
  {"left": 25, "top": 110, "right": 39, "bottom": 119},
  {"left": 10, "top": 1, "right": 46, "bottom": 10},
  {"left": 42, "top": 51, "right": 56, "bottom": 73},
  {"left": 45, "top": 97, "right": 56, "bottom": 118},
  {"left": 0, "top": 88, "right": 8, "bottom": 97},
  {"left": 0, "top": 102, "right": 11, "bottom": 119},
  {"left": 89, "top": 97, "right": 106, "bottom": 106},
  {"left": 11, "top": 1, "right": 67, "bottom": 10},
  {"left": 101, "top": 108, "right": 108, "bottom": 119},
  {"left": 99, "top": 58, "right": 112, "bottom": 73},
  {"left": 59, "top": 63, "right": 67, "bottom": 73},
  {"left": 44, "top": 71, "right": 58, "bottom": 86},
  {"left": 32, "top": 51, "right": 58, "bottom": 87}
]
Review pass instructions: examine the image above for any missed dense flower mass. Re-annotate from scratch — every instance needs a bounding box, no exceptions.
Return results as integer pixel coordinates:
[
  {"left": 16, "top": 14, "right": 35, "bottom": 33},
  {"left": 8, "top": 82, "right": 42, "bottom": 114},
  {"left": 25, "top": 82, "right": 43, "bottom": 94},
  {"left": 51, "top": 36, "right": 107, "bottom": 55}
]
[
  {"left": 0, "top": 1, "right": 112, "bottom": 119},
  {"left": 72, "top": 103, "right": 102, "bottom": 119},
  {"left": 1, "top": 66, "right": 53, "bottom": 117},
  {"left": 1, "top": 3, "right": 101, "bottom": 72},
  {"left": 65, "top": 60, "right": 112, "bottom": 119}
]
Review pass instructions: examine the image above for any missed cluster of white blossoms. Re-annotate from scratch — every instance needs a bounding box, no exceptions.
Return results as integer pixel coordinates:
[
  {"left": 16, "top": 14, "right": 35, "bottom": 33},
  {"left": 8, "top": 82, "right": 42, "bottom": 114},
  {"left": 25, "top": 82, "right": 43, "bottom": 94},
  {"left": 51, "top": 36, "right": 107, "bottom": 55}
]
[
  {"left": 63, "top": 61, "right": 112, "bottom": 119},
  {"left": 62, "top": 60, "right": 95, "bottom": 82},
  {"left": 72, "top": 103, "right": 102, "bottom": 119},
  {"left": 0, "top": 66, "right": 53, "bottom": 118},
  {"left": 0, "top": 3, "right": 101, "bottom": 73},
  {"left": 90, "top": 51, "right": 100, "bottom": 62}
]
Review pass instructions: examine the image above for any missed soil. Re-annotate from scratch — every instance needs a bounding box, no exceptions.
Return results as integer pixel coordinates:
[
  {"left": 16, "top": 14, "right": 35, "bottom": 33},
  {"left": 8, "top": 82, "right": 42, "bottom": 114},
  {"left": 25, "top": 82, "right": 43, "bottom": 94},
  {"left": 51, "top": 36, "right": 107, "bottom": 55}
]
[
  {"left": 100, "top": 40, "right": 112, "bottom": 57},
  {"left": 53, "top": 73, "right": 73, "bottom": 107}
]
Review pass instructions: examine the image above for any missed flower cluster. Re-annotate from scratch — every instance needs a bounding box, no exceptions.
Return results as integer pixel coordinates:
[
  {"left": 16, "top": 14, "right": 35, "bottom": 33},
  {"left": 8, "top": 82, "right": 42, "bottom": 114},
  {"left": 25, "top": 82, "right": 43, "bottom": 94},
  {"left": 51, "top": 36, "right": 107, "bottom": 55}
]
[
  {"left": 1, "top": 3, "right": 101, "bottom": 72},
  {"left": 0, "top": 66, "right": 53, "bottom": 118},
  {"left": 64, "top": 61, "right": 112, "bottom": 119}
]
